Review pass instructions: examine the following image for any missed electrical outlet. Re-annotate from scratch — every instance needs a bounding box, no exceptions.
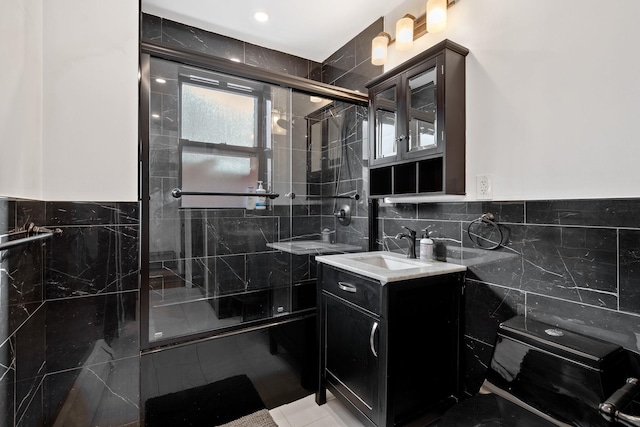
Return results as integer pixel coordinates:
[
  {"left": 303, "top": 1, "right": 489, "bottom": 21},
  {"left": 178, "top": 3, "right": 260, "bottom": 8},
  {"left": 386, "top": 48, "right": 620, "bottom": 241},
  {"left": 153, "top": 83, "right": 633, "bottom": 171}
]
[{"left": 476, "top": 175, "right": 493, "bottom": 200}]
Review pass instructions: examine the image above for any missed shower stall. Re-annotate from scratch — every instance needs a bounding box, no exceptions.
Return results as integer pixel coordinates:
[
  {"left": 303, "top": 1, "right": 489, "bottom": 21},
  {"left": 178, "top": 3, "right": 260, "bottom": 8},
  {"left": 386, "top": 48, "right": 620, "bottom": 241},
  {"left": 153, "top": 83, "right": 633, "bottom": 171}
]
[{"left": 139, "top": 43, "right": 369, "bottom": 412}]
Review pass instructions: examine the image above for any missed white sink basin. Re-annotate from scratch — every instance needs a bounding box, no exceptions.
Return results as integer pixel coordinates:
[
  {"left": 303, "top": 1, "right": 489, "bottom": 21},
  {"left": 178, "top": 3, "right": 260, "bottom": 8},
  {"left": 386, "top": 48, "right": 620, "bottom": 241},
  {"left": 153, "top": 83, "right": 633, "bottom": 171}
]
[
  {"left": 315, "top": 251, "right": 466, "bottom": 284},
  {"left": 353, "top": 254, "right": 429, "bottom": 270}
]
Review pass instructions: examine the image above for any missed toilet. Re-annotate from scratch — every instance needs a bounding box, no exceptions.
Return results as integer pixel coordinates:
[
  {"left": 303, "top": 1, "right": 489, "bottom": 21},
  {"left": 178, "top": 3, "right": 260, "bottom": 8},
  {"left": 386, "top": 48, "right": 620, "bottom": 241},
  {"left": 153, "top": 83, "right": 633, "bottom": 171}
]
[{"left": 438, "top": 316, "right": 638, "bottom": 426}]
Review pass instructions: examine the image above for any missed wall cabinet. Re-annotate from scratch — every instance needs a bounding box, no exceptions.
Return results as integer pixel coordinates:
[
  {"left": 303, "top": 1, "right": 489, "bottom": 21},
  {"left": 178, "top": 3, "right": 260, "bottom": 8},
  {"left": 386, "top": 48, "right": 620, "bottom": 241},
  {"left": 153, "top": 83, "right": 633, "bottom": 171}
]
[
  {"left": 367, "top": 39, "right": 469, "bottom": 197},
  {"left": 316, "top": 264, "right": 464, "bottom": 426}
]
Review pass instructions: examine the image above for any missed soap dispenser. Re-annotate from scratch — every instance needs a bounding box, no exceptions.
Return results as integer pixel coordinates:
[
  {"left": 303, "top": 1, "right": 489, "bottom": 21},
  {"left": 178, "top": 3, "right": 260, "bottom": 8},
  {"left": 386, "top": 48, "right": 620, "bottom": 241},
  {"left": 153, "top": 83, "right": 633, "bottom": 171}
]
[
  {"left": 255, "top": 181, "right": 267, "bottom": 210},
  {"left": 419, "top": 230, "right": 434, "bottom": 260}
]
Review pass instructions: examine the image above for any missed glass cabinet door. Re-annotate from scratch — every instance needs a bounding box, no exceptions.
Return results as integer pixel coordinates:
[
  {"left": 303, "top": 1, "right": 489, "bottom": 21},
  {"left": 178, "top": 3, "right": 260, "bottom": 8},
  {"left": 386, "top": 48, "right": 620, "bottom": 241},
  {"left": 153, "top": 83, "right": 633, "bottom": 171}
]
[
  {"left": 408, "top": 65, "right": 439, "bottom": 154},
  {"left": 374, "top": 85, "right": 397, "bottom": 160}
]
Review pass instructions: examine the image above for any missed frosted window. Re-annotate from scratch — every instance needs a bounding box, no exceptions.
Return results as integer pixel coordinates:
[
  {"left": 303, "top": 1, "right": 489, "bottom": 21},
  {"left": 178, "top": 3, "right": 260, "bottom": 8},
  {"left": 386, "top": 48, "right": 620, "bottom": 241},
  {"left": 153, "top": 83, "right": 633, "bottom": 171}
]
[{"left": 182, "top": 83, "right": 257, "bottom": 147}]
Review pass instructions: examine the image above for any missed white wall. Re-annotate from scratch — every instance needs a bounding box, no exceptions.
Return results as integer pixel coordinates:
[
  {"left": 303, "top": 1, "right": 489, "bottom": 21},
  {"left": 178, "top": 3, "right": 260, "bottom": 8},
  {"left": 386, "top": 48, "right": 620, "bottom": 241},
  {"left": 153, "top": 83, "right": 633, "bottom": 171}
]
[
  {"left": 0, "top": 0, "right": 43, "bottom": 200},
  {"left": 384, "top": 0, "right": 640, "bottom": 201},
  {"left": 0, "top": 0, "right": 138, "bottom": 201},
  {"left": 42, "top": 0, "right": 139, "bottom": 201}
]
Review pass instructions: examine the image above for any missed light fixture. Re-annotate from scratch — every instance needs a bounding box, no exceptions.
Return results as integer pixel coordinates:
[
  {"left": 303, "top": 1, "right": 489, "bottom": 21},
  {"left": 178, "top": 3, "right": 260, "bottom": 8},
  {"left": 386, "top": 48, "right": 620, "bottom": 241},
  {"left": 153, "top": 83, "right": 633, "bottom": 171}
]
[
  {"left": 395, "top": 14, "right": 415, "bottom": 51},
  {"left": 155, "top": 78, "right": 166, "bottom": 84},
  {"left": 254, "top": 12, "right": 269, "bottom": 22},
  {"left": 426, "top": 0, "right": 447, "bottom": 33},
  {"left": 309, "top": 96, "right": 323, "bottom": 103},
  {"left": 371, "top": 32, "right": 391, "bottom": 66}
]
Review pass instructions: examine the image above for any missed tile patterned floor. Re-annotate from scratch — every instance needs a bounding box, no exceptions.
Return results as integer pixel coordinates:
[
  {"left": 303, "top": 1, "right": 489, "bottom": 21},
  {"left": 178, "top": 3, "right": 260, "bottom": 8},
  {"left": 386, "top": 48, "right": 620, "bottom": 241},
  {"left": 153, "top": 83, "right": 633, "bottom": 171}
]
[{"left": 270, "top": 392, "right": 366, "bottom": 427}]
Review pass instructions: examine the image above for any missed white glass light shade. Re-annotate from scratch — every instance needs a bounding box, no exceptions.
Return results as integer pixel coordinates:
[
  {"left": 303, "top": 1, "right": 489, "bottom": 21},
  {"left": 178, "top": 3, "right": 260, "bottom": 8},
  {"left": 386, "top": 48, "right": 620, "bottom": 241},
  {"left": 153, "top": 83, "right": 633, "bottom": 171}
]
[
  {"left": 371, "top": 33, "right": 390, "bottom": 66},
  {"left": 395, "top": 15, "right": 415, "bottom": 51},
  {"left": 426, "top": 0, "right": 447, "bottom": 33}
]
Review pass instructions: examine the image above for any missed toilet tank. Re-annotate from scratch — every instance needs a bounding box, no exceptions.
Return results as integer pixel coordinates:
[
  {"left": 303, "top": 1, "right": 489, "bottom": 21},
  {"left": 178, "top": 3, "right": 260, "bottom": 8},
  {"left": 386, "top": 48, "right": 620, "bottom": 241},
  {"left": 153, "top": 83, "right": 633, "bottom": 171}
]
[{"left": 486, "top": 316, "right": 630, "bottom": 426}]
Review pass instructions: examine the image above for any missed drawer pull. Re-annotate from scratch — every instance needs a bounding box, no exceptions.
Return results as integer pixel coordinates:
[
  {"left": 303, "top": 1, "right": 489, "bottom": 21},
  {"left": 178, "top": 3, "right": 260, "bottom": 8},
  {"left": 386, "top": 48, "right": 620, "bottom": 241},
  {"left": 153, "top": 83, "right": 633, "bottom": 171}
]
[
  {"left": 370, "top": 321, "right": 379, "bottom": 358},
  {"left": 337, "top": 282, "right": 357, "bottom": 293}
]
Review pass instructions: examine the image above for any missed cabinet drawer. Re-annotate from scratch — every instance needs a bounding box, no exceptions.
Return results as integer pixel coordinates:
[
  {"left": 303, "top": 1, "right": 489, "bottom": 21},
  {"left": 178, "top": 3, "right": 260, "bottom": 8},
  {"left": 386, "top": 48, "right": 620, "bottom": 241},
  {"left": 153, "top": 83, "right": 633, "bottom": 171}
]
[{"left": 322, "top": 266, "right": 381, "bottom": 315}]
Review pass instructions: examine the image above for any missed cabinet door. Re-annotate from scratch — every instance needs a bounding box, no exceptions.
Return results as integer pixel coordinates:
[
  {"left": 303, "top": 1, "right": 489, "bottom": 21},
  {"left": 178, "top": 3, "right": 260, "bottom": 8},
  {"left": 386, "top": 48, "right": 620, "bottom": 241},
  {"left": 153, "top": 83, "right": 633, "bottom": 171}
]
[
  {"left": 370, "top": 80, "right": 399, "bottom": 166},
  {"left": 324, "top": 296, "right": 379, "bottom": 422},
  {"left": 404, "top": 56, "right": 443, "bottom": 159}
]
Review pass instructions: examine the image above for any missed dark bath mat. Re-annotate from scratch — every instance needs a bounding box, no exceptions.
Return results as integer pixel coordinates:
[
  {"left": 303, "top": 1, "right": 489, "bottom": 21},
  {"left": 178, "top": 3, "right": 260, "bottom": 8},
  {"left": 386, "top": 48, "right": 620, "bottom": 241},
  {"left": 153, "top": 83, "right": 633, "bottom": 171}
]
[{"left": 145, "top": 374, "right": 274, "bottom": 427}]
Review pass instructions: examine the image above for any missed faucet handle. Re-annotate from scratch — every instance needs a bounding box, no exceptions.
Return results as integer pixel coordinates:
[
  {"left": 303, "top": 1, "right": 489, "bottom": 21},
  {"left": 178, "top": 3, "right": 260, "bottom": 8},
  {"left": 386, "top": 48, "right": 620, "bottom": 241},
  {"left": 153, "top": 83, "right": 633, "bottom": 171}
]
[{"left": 402, "top": 226, "right": 416, "bottom": 237}]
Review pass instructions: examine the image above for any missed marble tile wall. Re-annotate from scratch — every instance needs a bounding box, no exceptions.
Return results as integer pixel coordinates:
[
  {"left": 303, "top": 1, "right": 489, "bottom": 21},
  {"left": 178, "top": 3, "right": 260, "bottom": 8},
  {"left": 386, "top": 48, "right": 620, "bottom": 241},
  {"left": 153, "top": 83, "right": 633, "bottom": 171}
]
[
  {"left": 0, "top": 198, "right": 140, "bottom": 426},
  {"left": 376, "top": 199, "right": 640, "bottom": 396}
]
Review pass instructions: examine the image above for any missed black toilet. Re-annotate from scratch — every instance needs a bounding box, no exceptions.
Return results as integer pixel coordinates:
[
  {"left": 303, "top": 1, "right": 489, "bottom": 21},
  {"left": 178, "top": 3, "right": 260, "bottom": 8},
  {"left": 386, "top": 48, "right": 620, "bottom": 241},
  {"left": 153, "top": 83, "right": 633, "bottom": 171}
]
[{"left": 438, "top": 316, "right": 639, "bottom": 426}]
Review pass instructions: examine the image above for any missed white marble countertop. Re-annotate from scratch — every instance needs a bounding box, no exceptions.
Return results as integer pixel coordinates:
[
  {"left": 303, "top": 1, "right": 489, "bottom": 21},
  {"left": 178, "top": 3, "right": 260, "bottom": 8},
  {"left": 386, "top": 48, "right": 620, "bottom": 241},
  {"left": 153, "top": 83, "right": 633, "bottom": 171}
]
[
  {"left": 315, "top": 251, "right": 467, "bottom": 284},
  {"left": 267, "top": 240, "right": 363, "bottom": 255}
]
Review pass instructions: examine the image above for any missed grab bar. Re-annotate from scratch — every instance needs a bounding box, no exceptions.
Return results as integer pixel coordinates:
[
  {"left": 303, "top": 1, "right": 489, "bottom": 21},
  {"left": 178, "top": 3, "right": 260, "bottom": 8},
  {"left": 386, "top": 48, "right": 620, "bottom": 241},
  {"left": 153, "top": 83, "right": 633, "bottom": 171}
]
[
  {"left": 285, "top": 192, "right": 359, "bottom": 200},
  {"left": 0, "top": 224, "right": 63, "bottom": 252},
  {"left": 171, "top": 188, "right": 279, "bottom": 199},
  {"left": 600, "top": 377, "right": 640, "bottom": 427}
]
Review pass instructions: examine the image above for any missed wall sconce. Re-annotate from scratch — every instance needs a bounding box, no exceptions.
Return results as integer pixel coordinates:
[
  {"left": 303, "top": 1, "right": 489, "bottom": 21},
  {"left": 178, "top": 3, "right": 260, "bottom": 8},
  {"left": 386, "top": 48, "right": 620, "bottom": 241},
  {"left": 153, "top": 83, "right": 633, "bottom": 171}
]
[
  {"left": 426, "top": 0, "right": 447, "bottom": 33},
  {"left": 371, "top": 32, "right": 391, "bottom": 66},
  {"left": 395, "top": 14, "right": 415, "bottom": 51},
  {"left": 371, "top": 0, "right": 454, "bottom": 65}
]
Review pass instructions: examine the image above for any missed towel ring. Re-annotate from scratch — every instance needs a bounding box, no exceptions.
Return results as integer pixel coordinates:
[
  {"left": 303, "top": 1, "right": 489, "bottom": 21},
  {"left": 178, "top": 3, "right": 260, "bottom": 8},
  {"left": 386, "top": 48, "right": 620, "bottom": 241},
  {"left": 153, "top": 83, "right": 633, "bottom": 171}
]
[{"left": 467, "top": 213, "right": 503, "bottom": 250}]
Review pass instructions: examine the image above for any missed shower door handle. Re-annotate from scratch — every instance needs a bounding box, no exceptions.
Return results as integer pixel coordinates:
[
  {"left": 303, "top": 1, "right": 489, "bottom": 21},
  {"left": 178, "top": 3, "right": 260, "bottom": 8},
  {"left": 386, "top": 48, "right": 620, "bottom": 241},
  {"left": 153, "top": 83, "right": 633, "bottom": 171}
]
[
  {"left": 369, "top": 321, "right": 379, "bottom": 358},
  {"left": 600, "top": 378, "right": 640, "bottom": 426}
]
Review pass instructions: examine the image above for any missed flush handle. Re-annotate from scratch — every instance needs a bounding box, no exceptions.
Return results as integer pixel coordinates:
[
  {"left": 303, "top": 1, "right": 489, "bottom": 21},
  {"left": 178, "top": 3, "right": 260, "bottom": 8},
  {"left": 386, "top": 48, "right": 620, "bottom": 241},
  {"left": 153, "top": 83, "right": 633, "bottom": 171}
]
[
  {"left": 599, "top": 377, "right": 640, "bottom": 426},
  {"left": 370, "top": 321, "right": 379, "bottom": 358},
  {"left": 337, "top": 282, "right": 357, "bottom": 293}
]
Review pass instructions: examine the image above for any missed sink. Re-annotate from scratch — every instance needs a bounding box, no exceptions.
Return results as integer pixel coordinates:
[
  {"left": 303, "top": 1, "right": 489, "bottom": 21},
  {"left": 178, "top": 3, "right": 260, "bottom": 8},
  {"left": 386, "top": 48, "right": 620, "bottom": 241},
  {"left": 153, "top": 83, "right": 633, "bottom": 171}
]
[
  {"left": 353, "top": 254, "right": 427, "bottom": 271},
  {"left": 315, "top": 251, "right": 466, "bottom": 284}
]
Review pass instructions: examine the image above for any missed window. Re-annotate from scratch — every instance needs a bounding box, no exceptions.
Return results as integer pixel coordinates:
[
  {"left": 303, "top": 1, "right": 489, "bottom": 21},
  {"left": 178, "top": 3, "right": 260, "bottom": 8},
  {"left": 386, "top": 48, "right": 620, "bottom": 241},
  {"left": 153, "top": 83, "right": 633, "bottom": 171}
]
[{"left": 179, "top": 73, "right": 267, "bottom": 208}]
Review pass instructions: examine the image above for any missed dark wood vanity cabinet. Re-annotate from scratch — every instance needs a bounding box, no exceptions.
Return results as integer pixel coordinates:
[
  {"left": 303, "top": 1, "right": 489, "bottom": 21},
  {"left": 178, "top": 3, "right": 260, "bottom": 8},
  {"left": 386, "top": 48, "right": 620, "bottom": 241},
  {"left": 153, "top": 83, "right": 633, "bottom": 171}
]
[
  {"left": 316, "top": 264, "right": 464, "bottom": 427},
  {"left": 367, "top": 39, "right": 469, "bottom": 197}
]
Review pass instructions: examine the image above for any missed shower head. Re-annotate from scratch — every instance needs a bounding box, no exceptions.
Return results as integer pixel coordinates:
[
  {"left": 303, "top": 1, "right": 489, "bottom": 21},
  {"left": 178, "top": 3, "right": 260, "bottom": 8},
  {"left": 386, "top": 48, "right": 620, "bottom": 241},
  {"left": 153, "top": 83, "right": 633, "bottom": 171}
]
[{"left": 276, "top": 118, "right": 290, "bottom": 128}]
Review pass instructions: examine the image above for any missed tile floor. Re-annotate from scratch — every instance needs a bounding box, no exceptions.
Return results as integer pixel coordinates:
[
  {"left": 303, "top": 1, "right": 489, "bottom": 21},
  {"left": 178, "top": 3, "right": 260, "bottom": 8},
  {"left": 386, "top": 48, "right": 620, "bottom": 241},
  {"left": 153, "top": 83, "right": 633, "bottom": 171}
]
[{"left": 270, "top": 392, "right": 365, "bottom": 427}]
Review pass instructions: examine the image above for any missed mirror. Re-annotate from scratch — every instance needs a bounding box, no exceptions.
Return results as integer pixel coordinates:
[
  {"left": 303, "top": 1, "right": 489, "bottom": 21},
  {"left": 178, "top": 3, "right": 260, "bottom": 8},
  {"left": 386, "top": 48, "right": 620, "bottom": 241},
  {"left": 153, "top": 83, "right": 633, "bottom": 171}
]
[{"left": 408, "top": 66, "right": 437, "bottom": 153}]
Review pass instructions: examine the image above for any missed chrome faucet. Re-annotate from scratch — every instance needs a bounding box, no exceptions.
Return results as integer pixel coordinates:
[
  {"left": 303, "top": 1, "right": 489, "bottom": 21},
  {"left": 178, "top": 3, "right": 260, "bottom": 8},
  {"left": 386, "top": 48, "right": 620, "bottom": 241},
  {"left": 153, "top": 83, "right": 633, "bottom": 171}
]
[{"left": 395, "top": 226, "right": 417, "bottom": 259}]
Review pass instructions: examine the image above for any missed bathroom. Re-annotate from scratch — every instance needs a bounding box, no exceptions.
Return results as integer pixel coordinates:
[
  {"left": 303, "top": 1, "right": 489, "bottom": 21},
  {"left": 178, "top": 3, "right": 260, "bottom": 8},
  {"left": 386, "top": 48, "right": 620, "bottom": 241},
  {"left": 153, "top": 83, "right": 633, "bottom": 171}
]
[{"left": 1, "top": 0, "right": 640, "bottom": 426}]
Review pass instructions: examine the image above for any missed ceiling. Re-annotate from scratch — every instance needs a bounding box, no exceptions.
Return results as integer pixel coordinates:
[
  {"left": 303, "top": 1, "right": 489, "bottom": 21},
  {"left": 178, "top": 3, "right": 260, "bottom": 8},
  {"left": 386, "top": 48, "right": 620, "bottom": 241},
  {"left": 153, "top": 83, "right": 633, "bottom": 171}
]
[{"left": 142, "top": 0, "right": 406, "bottom": 62}]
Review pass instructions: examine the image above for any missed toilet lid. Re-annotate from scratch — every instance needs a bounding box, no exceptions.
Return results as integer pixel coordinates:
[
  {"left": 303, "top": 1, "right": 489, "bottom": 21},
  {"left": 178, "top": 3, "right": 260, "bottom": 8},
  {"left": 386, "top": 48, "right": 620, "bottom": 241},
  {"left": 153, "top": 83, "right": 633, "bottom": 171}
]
[{"left": 438, "top": 394, "right": 558, "bottom": 426}]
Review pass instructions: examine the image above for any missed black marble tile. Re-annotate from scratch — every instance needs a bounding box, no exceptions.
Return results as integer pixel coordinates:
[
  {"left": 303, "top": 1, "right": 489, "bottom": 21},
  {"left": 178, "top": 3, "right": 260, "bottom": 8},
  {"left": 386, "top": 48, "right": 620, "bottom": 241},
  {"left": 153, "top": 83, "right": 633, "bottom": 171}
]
[
  {"left": 333, "top": 58, "right": 382, "bottom": 93},
  {"left": 335, "top": 216, "right": 368, "bottom": 250},
  {"left": 464, "top": 224, "right": 618, "bottom": 309},
  {"left": 247, "top": 253, "right": 279, "bottom": 290},
  {"left": 308, "top": 61, "right": 322, "bottom": 82},
  {"left": 378, "top": 202, "right": 417, "bottom": 219},
  {"left": 16, "top": 200, "right": 45, "bottom": 230},
  {"left": 0, "top": 337, "right": 16, "bottom": 427},
  {"left": 322, "top": 41, "right": 356, "bottom": 85},
  {"left": 212, "top": 217, "right": 277, "bottom": 255},
  {"left": 354, "top": 18, "right": 383, "bottom": 66},
  {"left": 141, "top": 13, "right": 161, "bottom": 41},
  {"left": 215, "top": 255, "right": 246, "bottom": 296},
  {"left": 0, "top": 198, "right": 16, "bottom": 234},
  {"left": 44, "top": 356, "right": 139, "bottom": 427},
  {"left": 45, "top": 292, "right": 139, "bottom": 374},
  {"left": 45, "top": 202, "right": 138, "bottom": 226},
  {"left": 245, "top": 44, "right": 310, "bottom": 78},
  {"left": 481, "top": 201, "right": 525, "bottom": 223},
  {"left": 15, "top": 304, "right": 45, "bottom": 424},
  {"left": 620, "top": 229, "right": 640, "bottom": 315},
  {"left": 464, "top": 280, "right": 525, "bottom": 345},
  {"left": 527, "top": 294, "right": 640, "bottom": 353},
  {"left": 15, "top": 378, "right": 43, "bottom": 427},
  {"left": 46, "top": 225, "right": 139, "bottom": 299},
  {"left": 462, "top": 336, "right": 494, "bottom": 397},
  {"left": 161, "top": 18, "right": 245, "bottom": 62},
  {"left": 526, "top": 198, "right": 640, "bottom": 228},
  {"left": 1, "top": 242, "right": 43, "bottom": 306}
]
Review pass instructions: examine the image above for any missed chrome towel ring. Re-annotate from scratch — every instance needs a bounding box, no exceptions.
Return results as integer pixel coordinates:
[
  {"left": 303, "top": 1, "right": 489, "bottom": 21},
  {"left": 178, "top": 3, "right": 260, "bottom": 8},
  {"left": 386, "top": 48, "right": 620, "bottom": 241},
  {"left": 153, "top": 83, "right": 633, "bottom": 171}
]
[{"left": 467, "top": 213, "right": 503, "bottom": 250}]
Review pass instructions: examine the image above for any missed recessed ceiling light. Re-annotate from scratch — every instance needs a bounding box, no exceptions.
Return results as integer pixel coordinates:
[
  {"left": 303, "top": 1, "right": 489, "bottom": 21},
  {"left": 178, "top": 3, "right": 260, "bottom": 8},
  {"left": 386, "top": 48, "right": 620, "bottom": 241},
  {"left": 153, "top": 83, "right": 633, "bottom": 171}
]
[
  {"left": 155, "top": 78, "right": 166, "bottom": 84},
  {"left": 151, "top": 113, "right": 160, "bottom": 119},
  {"left": 254, "top": 12, "right": 269, "bottom": 22}
]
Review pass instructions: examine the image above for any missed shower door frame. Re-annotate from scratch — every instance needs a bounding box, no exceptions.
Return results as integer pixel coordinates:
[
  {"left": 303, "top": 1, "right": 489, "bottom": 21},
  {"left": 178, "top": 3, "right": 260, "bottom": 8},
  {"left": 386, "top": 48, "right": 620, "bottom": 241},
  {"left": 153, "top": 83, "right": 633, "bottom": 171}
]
[{"left": 139, "top": 41, "right": 367, "bottom": 351}]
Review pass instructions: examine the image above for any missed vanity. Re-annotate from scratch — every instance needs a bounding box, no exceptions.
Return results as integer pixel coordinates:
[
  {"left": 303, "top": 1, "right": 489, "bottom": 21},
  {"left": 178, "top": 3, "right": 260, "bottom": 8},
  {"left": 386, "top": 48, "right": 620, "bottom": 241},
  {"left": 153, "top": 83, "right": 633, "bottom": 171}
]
[{"left": 315, "top": 252, "right": 466, "bottom": 427}]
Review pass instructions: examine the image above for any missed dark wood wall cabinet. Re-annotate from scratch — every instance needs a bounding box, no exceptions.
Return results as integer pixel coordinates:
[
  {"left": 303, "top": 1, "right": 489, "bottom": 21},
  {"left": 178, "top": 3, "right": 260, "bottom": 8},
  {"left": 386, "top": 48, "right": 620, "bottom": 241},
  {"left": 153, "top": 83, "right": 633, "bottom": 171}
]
[
  {"left": 316, "top": 264, "right": 464, "bottom": 426},
  {"left": 367, "top": 39, "right": 469, "bottom": 197}
]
